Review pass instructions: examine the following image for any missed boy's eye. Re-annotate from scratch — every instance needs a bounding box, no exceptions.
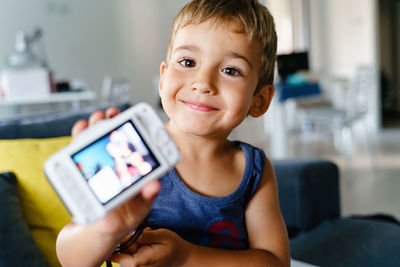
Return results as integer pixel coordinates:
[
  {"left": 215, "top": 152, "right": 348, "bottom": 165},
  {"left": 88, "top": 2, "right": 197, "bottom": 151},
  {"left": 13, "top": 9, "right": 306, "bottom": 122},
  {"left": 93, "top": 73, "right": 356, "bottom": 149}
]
[
  {"left": 179, "top": 59, "right": 195, "bottom": 68},
  {"left": 222, "top": 67, "right": 241, "bottom": 76}
]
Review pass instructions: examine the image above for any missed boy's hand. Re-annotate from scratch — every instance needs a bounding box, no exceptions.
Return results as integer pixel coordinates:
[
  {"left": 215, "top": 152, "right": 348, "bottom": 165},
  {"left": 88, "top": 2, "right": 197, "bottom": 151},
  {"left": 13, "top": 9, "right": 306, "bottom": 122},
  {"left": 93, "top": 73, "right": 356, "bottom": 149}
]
[
  {"left": 71, "top": 107, "right": 120, "bottom": 138},
  {"left": 108, "top": 228, "right": 191, "bottom": 267},
  {"left": 70, "top": 107, "right": 161, "bottom": 236}
]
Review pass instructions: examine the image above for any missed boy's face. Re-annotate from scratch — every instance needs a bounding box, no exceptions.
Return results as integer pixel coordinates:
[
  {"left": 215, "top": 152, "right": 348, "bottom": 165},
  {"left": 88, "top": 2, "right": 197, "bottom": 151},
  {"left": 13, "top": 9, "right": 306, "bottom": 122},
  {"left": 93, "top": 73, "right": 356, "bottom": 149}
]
[{"left": 159, "top": 20, "right": 273, "bottom": 138}]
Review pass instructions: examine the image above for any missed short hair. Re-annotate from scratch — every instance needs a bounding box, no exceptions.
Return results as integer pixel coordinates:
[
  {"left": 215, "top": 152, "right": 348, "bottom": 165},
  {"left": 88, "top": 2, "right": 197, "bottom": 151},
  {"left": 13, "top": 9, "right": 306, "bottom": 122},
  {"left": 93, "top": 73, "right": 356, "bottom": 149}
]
[{"left": 166, "top": 0, "right": 277, "bottom": 91}]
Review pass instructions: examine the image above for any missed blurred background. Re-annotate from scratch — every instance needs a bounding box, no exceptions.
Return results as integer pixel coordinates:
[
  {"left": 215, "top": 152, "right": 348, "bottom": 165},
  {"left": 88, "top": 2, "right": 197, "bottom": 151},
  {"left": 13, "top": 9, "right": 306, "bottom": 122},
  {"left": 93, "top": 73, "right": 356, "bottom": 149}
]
[{"left": 0, "top": 0, "right": 399, "bottom": 220}]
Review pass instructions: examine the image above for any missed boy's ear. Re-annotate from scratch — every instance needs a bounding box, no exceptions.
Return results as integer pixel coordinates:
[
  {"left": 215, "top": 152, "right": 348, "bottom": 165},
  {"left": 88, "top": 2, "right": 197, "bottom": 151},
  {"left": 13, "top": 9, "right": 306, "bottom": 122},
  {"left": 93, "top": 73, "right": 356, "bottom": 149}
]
[
  {"left": 159, "top": 61, "right": 168, "bottom": 95},
  {"left": 248, "top": 84, "right": 275, "bottom": 118}
]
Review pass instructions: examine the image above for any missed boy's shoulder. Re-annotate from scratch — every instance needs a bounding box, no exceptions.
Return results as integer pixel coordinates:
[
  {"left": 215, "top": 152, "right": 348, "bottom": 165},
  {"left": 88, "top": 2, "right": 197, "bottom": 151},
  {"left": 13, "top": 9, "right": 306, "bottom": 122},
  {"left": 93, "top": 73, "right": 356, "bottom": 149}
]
[
  {"left": 233, "top": 140, "right": 265, "bottom": 152},
  {"left": 232, "top": 140, "right": 266, "bottom": 164}
]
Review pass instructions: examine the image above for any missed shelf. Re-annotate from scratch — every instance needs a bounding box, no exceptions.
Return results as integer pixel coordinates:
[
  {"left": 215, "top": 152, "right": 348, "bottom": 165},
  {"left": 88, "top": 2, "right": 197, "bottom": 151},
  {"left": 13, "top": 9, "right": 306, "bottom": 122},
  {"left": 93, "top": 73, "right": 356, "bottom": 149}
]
[{"left": 0, "top": 91, "right": 96, "bottom": 106}]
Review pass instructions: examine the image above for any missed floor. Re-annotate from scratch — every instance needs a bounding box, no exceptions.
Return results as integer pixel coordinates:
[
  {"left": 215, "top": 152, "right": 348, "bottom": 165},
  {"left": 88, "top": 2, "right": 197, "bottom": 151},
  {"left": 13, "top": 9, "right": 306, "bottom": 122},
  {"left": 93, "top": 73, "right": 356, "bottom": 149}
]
[{"left": 260, "top": 127, "right": 400, "bottom": 221}]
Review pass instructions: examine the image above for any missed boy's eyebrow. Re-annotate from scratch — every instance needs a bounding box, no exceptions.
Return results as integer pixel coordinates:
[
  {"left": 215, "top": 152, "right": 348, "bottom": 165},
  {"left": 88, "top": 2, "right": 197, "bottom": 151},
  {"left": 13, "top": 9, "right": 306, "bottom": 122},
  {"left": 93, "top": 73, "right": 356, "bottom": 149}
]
[
  {"left": 227, "top": 52, "right": 253, "bottom": 70},
  {"left": 173, "top": 45, "right": 199, "bottom": 53},
  {"left": 173, "top": 45, "right": 253, "bottom": 69}
]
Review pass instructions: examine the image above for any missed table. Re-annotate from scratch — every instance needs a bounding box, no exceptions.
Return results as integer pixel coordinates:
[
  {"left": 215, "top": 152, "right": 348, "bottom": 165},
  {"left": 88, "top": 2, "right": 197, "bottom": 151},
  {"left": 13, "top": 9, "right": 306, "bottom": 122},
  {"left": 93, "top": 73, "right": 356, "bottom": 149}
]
[{"left": 0, "top": 90, "right": 96, "bottom": 119}]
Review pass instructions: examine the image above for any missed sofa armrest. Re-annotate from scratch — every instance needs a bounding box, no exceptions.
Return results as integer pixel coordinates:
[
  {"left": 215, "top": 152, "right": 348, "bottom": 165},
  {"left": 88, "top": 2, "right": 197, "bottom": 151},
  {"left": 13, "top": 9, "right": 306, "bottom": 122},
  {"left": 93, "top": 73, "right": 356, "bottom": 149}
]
[
  {"left": 0, "top": 102, "right": 132, "bottom": 139},
  {"left": 271, "top": 159, "right": 340, "bottom": 236}
]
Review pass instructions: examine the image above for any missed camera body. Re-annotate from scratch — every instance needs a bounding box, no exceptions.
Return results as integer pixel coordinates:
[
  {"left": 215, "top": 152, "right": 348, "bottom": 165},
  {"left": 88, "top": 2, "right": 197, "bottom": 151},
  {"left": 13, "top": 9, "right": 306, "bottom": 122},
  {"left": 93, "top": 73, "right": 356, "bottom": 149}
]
[{"left": 44, "top": 102, "right": 181, "bottom": 224}]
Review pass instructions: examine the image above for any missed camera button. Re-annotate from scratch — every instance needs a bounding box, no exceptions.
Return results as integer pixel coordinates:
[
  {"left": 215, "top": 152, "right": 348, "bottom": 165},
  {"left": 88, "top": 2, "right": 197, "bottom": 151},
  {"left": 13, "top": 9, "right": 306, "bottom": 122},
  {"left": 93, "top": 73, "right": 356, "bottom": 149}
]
[
  {"left": 162, "top": 143, "right": 178, "bottom": 158},
  {"left": 154, "top": 127, "right": 170, "bottom": 146}
]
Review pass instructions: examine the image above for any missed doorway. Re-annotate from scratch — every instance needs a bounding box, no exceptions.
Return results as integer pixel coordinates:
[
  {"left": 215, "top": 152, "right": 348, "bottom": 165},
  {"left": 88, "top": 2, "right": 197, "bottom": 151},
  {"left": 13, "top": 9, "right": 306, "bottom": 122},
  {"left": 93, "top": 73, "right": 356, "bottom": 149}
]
[{"left": 379, "top": 0, "right": 400, "bottom": 127}]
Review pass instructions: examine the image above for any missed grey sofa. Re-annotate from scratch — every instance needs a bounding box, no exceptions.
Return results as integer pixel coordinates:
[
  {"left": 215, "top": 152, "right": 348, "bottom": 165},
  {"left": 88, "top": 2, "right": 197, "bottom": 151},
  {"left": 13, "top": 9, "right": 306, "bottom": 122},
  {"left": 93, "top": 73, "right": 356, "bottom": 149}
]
[
  {"left": 274, "top": 160, "right": 400, "bottom": 266},
  {"left": 0, "top": 103, "right": 399, "bottom": 267}
]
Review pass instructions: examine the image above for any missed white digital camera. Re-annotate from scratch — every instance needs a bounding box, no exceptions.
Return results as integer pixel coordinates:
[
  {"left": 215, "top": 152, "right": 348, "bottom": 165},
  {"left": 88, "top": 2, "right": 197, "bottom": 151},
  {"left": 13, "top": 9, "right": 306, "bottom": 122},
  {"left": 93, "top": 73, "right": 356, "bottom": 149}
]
[{"left": 44, "top": 102, "right": 181, "bottom": 225}]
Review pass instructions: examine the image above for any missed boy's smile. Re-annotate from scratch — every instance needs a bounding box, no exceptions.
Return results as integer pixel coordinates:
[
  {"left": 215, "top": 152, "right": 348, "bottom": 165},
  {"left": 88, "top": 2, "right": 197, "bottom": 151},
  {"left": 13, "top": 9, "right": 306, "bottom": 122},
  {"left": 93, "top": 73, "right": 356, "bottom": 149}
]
[
  {"left": 182, "top": 100, "right": 219, "bottom": 112},
  {"left": 159, "top": 19, "right": 264, "bottom": 139}
]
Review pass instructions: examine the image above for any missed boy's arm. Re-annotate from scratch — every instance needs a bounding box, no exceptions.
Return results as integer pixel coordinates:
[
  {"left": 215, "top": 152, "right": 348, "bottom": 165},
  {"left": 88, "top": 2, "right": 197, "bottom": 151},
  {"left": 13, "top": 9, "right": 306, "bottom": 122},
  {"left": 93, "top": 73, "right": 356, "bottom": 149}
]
[
  {"left": 111, "top": 158, "right": 290, "bottom": 267},
  {"left": 56, "top": 221, "right": 120, "bottom": 267},
  {"left": 243, "top": 157, "right": 290, "bottom": 265},
  {"left": 56, "top": 107, "right": 161, "bottom": 266},
  {"left": 56, "top": 179, "right": 160, "bottom": 267}
]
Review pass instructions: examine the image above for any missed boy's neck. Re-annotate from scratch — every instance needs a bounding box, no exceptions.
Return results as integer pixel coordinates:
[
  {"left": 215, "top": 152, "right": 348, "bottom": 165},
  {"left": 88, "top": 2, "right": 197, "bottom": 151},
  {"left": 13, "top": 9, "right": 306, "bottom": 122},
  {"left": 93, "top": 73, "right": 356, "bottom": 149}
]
[
  {"left": 164, "top": 121, "right": 246, "bottom": 198},
  {"left": 165, "top": 121, "right": 236, "bottom": 159}
]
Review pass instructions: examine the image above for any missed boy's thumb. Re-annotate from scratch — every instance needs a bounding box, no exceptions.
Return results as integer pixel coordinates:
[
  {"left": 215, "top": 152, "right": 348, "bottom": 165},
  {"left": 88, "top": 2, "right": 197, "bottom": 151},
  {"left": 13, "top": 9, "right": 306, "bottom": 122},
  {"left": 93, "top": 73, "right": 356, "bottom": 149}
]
[{"left": 137, "top": 229, "right": 163, "bottom": 245}]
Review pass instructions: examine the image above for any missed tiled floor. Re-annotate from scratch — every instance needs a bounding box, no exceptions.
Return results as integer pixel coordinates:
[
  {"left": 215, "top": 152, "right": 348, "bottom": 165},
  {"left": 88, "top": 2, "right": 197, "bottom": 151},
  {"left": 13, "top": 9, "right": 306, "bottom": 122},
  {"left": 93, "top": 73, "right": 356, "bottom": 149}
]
[{"left": 263, "top": 128, "right": 400, "bottom": 221}]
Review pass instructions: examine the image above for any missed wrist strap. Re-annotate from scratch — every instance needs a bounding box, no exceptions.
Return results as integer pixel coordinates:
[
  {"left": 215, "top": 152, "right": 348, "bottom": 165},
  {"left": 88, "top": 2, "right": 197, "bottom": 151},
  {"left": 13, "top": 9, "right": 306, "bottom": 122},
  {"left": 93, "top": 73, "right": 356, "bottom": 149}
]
[{"left": 105, "top": 217, "right": 148, "bottom": 265}]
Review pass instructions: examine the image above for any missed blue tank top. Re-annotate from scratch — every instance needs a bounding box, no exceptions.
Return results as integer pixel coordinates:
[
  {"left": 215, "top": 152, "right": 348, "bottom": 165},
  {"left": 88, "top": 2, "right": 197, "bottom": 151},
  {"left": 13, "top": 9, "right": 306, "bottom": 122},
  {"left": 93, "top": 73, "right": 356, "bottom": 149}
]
[{"left": 146, "top": 141, "right": 266, "bottom": 250}]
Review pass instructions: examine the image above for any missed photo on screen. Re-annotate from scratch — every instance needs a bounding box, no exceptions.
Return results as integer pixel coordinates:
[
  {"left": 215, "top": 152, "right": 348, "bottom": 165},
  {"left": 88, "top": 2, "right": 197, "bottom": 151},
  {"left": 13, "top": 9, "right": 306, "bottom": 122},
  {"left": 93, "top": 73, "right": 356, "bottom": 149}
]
[{"left": 71, "top": 121, "right": 160, "bottom": 204}]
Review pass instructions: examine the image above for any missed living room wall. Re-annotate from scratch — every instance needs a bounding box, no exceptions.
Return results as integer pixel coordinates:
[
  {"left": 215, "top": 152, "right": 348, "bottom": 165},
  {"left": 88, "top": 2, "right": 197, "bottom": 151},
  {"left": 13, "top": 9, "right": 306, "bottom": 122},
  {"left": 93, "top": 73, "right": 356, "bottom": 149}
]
[
  {"left": 308, "top": 0, "right": 380, "bottom": 132},
  {"left": 267, "top": 0, "right": 380, "bottom": 132},
  {"left": 0, "top": 0, "right": 189, "bottom": 107}
]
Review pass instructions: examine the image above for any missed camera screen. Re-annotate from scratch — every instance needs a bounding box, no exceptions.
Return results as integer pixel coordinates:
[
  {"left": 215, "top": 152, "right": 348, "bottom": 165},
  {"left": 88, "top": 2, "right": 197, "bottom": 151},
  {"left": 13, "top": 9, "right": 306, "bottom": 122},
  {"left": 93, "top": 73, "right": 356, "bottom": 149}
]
[{"left": 71, "top": 121, "right": 160, "bottom": 204}]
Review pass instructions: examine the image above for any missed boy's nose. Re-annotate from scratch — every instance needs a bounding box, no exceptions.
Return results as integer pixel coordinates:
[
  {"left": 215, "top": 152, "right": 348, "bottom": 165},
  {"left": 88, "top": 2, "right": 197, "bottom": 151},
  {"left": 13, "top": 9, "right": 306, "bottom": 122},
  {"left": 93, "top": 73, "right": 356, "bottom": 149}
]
[
  {"left": 191, "top": 70, "right": 216, "bottom": 95},
  {"left": 191, "top": 83, "right": 215, "bottom": 95}
]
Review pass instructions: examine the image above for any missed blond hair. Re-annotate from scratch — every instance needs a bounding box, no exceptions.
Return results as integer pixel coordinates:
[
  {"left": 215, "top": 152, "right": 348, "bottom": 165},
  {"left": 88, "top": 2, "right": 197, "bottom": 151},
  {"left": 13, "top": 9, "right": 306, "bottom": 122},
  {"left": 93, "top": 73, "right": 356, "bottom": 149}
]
[{"left": 166, "top": 0, "right": 277, "bottom": 91}]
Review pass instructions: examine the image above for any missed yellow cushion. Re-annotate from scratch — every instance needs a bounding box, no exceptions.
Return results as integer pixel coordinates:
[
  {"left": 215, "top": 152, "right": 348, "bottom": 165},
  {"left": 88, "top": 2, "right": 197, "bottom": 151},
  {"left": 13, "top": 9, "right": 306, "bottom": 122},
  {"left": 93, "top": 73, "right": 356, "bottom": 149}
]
[
  {"left": 0, "top": 137, "right": 121, "bottom": 267},
  {"left": 0, "top": 137, "right": 72, "bottom": 267},
  {"left": 101, "top": 262, "right": 120, "bottom": 267}
]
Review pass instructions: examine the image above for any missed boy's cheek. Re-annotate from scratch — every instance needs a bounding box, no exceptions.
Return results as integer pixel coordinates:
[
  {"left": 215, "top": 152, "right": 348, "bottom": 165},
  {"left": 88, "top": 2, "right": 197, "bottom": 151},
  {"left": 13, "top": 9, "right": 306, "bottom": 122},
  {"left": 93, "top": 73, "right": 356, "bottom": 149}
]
[{"left": 161, "top": 72, "right": 186, "bottom": 93}]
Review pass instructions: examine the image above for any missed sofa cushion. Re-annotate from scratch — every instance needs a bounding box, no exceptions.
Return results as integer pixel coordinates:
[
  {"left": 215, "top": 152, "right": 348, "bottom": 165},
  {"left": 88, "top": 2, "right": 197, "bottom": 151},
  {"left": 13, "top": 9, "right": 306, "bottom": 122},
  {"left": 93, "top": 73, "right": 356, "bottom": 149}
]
[
  {"left": 0, "top": 137, "right": 72, "bottom": 267},
  {"left": 0, "top": 172, "right": 50, "bottom": 266},
  {"left": 290, "top": 217, "right": 400, "bottom": 267}
]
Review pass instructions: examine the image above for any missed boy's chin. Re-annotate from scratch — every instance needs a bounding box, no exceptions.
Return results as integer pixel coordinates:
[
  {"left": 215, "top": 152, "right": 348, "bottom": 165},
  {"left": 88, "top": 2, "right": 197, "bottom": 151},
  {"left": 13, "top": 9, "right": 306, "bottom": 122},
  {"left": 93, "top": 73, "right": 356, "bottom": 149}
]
[{"left": 177, "top": 123, "right": 230, "bottom": 139}]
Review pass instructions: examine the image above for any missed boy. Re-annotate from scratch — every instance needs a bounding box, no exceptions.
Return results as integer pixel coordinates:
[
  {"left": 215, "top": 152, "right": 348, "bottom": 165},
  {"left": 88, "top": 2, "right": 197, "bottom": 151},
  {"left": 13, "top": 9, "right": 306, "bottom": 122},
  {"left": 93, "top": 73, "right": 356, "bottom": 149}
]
[{"left": 57, "top": 0, "right": 290, "bottom": 266}]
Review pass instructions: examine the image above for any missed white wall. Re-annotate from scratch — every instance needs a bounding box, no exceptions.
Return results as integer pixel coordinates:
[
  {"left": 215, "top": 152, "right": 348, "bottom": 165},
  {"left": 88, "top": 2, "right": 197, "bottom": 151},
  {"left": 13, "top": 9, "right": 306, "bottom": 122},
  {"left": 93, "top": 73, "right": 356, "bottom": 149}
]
[
  {"left": 0, "top": 0, "right": 119, "bottom": 96},
  {"left": 310, "top": 0, "right": 377, "bottom": 77},
  {"left": 113, "top": 0, "right": 189, "bottom": 105},
  {"left": 0, "top": 0, "right": 189, "bottom": 107},
  {"left": 267, "top": 0, "right": 380, "bottom": 132},
  {"left": 309, "top": 0, "right": 380, "bottom": 132},
  {"left": 265, "top": 0, "right": 294, "bottom": 54}
]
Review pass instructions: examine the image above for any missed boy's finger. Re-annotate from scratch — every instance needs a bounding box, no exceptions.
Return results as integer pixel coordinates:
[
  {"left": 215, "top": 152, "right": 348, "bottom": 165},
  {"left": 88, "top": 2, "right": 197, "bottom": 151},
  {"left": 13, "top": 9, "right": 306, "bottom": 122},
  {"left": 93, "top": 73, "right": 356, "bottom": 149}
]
[
  {"left": 71, "top": 119, "right": 88, "bottom": 139},
  {"left": 137, "top": 229, "right": 166, "bottom": 245},
  {"left": 123, "top": 242, "right": 139, "bottom": 254},
  {"left": 72, "top": 107, "right": 118, "bottom": 138},
  {"left": 120, "top": 181, "right": 160, "bottom": 228},
  {"left": 107, "top": 253, "right": 136, "bottom": 267},
  {"left": 140, "top": 180, "right": 161, "bottom": 200},
  {"left": 108, "top": 246, "right": 160, "bottom": 267},
  {"left": 129, "top": 245, "right": 160, "bottom": 267},
  {"left": 105, "top": 107, "right": 120, "bottom": 119},
  {"left": 88, "top": 110, "right": 105, "bottom": 126}
]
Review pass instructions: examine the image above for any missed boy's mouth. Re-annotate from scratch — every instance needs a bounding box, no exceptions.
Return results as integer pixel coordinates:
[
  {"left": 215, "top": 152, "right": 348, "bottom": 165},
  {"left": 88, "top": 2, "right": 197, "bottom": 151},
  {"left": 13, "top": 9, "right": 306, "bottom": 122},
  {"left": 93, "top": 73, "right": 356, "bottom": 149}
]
[{"left": 182, "top": 101, "right": 218, "bottom": 112}]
